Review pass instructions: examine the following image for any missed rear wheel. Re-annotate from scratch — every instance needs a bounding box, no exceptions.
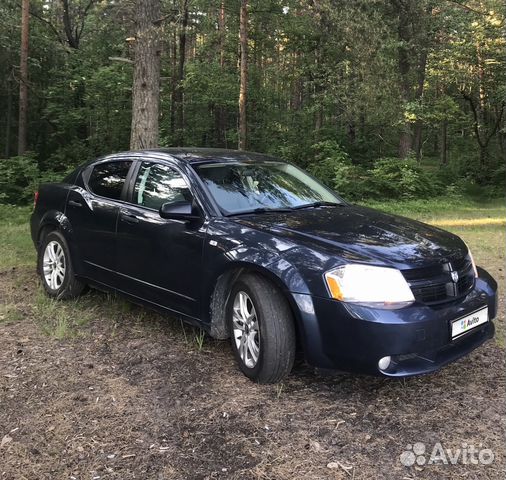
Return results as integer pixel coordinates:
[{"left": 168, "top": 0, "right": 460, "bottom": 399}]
[
  {"left": 228, "top": 274, "right": 296, "bottom": 384},
  {"left": 37, "top": 230, "right": 85, "bottom": 299}
]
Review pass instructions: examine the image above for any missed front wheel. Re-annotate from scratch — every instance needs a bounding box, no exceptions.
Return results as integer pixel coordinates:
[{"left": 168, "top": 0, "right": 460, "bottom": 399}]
[
  {"left": 228, "top": 274, "right": 296, "bottom": 384},
  {"left": 37, "top": 230, "right": 85, "bottom": 299}
]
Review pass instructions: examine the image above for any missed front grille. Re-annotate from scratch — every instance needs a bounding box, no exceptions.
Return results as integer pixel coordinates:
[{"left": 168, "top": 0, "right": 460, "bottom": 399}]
[{"left": 402, "top": 255, "right": 475, "bottom": 305}]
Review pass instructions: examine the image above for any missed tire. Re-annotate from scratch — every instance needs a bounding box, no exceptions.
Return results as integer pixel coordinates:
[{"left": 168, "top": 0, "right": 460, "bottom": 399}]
[
  {"left": 37, "top": 230, "right": 85, "bottom": 299},
  {"left": 228, "top": 273, "right": 296, "bottom": 384}
]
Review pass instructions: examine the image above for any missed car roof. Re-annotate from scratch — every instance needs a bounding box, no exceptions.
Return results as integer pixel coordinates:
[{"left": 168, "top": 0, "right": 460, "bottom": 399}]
[
  {"left": 150, "top": 147, "right": 283, "bottom": 164},
  {"left": 94, "top": 147, "right": 284, "bottom": 166}
]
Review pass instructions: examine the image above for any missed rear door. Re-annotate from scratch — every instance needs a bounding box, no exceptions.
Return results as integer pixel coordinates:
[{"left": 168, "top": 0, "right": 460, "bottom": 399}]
[
  {"left": 115, "top": 160, "right": 207, "bottom": 318},
  {"left": 66, "top": 159, "right": 134, "bottom": 286}
]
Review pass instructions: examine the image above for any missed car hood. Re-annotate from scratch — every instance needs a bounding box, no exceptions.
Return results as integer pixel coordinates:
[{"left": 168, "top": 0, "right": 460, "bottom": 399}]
[{"left": 232, "top": 205, "right": 468, "bottom": 268}]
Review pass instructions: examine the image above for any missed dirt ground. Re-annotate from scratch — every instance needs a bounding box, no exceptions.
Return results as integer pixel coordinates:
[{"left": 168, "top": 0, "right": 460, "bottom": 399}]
[{"left": 0, "top": 264, "right": 504, "bottom": 480}]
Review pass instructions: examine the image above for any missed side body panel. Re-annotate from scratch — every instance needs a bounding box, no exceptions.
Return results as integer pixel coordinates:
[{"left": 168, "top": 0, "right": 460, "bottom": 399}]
[{"left": 30, "top": 183, "right": 72, "bottom": 247}]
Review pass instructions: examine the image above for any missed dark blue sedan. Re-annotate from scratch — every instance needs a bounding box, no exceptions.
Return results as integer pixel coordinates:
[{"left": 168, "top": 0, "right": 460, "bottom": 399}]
[{"left": 30, "top": 148, "right": 497, "bottom": 383}]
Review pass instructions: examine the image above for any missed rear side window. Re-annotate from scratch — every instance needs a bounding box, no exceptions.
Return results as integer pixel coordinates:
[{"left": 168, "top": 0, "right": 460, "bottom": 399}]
[{"left": 88, "top": 161, "right": 132, "bottom": 200}]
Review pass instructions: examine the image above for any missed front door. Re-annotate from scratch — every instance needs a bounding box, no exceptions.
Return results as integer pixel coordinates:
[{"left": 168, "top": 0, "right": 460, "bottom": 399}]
[{"left": 115, "top": 161, "right": 206, "bottom": 318}]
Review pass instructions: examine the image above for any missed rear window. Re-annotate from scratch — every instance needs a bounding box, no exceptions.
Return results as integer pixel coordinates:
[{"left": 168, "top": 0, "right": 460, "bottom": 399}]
[{"left": 88, "top": 161, "right": 132, "bottom": 200}]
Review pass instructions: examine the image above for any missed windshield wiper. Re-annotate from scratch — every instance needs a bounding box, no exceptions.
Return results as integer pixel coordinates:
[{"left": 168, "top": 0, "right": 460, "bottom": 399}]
[
  {"left": 292, "top": 201, "right": 344, "bottom": 210},
  {"left": 225, "top": 206, "right": 294, "bottom": 217}
]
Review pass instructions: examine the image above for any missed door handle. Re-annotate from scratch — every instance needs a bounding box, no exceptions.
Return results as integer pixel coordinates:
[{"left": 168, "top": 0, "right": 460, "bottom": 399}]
[
  {"left": 120, "top": 212, "right": 140, "bottom": 224},
  {"left": 68, "top": 200, "right": 83, "bottom": 208}
]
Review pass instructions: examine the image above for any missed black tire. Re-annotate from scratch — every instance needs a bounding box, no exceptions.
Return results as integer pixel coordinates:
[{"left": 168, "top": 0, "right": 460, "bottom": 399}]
[
  {"left": 228, "top": 273, "right": 296, "bottom": 384},
  {"left": 37, "top": 230, "right": 85, "bottom": 299}
]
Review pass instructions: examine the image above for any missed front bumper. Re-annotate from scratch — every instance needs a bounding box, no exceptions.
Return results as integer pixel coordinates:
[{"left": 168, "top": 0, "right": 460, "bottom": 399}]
[{"left": 292, "top": 267, "right": 498, "bottom": 377}]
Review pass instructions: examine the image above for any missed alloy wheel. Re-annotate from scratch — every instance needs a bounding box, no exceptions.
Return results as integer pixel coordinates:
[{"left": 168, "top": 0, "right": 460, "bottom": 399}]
[
  {"left": 232, "top": 291, "right": 260, "bottom": 368},
  {"left": 42, "top": 241, "right": 66, "bottom": 290}
]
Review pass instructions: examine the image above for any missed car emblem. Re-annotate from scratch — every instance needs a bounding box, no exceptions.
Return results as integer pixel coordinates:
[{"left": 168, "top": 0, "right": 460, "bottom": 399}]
[{"left": 451, "top": 270, "right": 459, "bottom": 283}]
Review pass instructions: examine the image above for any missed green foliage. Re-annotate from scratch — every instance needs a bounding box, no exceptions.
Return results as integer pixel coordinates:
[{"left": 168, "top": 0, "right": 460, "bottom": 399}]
[
  {"left": 368, "top": 158, "right": 444, "bottom": 200},
  {"left": 333, "top": 163, "right": 371, "bottom": 201},
  {"left": 307, "top": 141, "right": 350, "bottom": 186},
  {"left": 306, "top": 141, "right": 373, "bottom": 200},
  {"left": 307, "top": 144, "right": 446, "bottom": 201},
  {"left": 0, "top": 0, "right": 504, "bottom": 205},
  {"left": 0, "top": 153, "right": 39, "bottom": 204},
  {"left": 334, "top": 157, "right": 446, "bottom": 202},
  {"left": 362, "top": 196, "right": 505, "bottom": 221}
]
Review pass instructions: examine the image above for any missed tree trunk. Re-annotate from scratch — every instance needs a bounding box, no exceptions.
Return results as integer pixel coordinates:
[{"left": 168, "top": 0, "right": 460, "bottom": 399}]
[
  {"left": 499, "top": 131, "right": 506, "bottom": 159},
  {"left": 219, "top": 0, "right": 226, "bottom": 69},
  {"left": 398, "top": 131, "right": 412, "bottom": 159},
  {"left": 238, "top": 0, "right": 248, "bottom": 150},
  {"left": 291, "top": 52, "right": 302, "bottom": 111},
  {"left": 170, "top": 30, "right": 177, "bottom": 139},
  {"left": 215, "top": 0, "right": 226, "bottom": 146},
  {"left": 440, "top": 120, "right": 447, "bottom": 165},
  {"left": 4, "top": 76, "right": 12, "bottom": 158},
  {"left": 347, "top": 121, "right": 356, "bottom": 144},
  {"left": 61, "top": 0, "right": 79, "bottom": 49},
  {"left": 174, "top": 0, "right": 188, "bottom": 146},
  {"left": 18, "top": 0, "right": 29, "bottom": 156},
  {"left": 395, "top": 2, "right": 431, "bottom": 160},
  {"left": 479, "top": 145, "right": 488, "bottom": 165},
  {"left": 413, "top": 50, "right": 428, "bottom": 161},
  {"left": 396, "top": 2, "right": 412, "bottom": 159},
  {"left": 130, "top": 0, "right": 161, "bottom": 150},
  {"left": 413, "top": 121, "right": 423, "bottom": 161}
]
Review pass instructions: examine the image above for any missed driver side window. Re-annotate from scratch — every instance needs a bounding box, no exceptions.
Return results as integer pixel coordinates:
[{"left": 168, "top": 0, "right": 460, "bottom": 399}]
[{"left": 133, "top": 162, "right": 191, "bottom": 211}]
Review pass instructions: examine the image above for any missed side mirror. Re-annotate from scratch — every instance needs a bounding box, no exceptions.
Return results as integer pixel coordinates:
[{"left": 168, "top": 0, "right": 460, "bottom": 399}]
[{"left": 159, "top": 201, "right": 201, "bottom": 221}]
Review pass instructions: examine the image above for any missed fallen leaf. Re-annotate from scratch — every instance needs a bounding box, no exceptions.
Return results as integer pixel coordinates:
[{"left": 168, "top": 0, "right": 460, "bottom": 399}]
[{"left": 1, "top": 435, "right": 12, "bottom": 447}]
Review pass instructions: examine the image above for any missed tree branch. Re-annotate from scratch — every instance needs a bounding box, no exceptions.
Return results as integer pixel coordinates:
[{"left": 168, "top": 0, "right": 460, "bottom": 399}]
[
  {"left": 76, "top": 0, "right": 95, "bottom": 41},
  {"left": 461, "top": 91, "right": 505, "bottom": 148},
  {"left": 461, "top": 90, "right": 484, "bottom": 147},
  {"left": 27, "top": 5, "right": 66, "bottom": 47},
  {"left": 444, "top": 0, "right": 488, "bottom": 16},
  {"left": 109, "top": 56, "right": 133, "bottom": 64},
  {"left": 485, "top": 102, "right": 505, "bottom": 144}
]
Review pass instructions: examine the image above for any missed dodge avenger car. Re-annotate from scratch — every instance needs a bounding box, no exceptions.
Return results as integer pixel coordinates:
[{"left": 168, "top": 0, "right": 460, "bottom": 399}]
[{"left": 30, "top": 148, "right": 497, "bottom": 383}]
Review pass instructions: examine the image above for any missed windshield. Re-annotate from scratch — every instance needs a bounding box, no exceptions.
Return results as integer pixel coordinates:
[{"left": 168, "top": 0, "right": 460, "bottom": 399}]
[{"left": 194, "top": 161, "right": 343, "bottom": 215}]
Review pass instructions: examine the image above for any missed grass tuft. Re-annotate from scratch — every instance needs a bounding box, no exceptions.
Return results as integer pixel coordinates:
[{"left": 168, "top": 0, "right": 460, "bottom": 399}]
[
  {"left": 194, "top": 329, "right": 206, "bottom": 351},
  {"left": 33, "top": 288, "right": 95, "bottom": 338},
  {"left": 0, "top": 303, "right": 24, "bottom": 324}
]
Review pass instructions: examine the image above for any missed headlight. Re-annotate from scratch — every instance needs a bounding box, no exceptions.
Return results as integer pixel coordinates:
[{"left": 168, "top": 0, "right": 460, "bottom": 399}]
[
  {"left": 324, "top": 264, "right": 415, "bottom": 306},
  {"left": 466, "top": 245, "right": 478, "bottom": 278}
]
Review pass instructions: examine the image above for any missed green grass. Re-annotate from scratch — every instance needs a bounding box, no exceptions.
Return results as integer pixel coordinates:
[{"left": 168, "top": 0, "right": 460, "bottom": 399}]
[
  {"left": 362, "top": 196, "right": 505, "bottom": 222},
  {"left": 0, "top": 205, "right": 35, "bottom": 270},
  {"left": 0, "top": 303, "right": 24, "bottom": 324},
  {"left": 33, "top": 288, "right": 98, "bottom": 338}
]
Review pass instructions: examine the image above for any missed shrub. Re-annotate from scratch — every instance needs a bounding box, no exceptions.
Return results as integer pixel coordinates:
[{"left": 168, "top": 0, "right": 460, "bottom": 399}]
[
  {"left": 307, "top": 143, "right": 446, "bottom": 201},
  {"left": 368, "top": 157, "right": 444, "bottom": 199},
  {"left": 0, "top": 153, "right": 39, "bottom": 204},
  {"left": 332, "top": 162, "right": 371, "bottom": 201},
  {"left": 307, "top": 141, "right": 371, "bottom": 200},
  {"left": 307, "top": 140, "right": 350, "bottom": 188},
  {"left": 44, "top": 140, "right": 91, "bottom": 173}
]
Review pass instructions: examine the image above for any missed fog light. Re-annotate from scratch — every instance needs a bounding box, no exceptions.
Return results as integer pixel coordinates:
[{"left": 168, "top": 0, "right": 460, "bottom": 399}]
[{"left": 378, "top": 356, "right": 391, "bottom": 371}]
